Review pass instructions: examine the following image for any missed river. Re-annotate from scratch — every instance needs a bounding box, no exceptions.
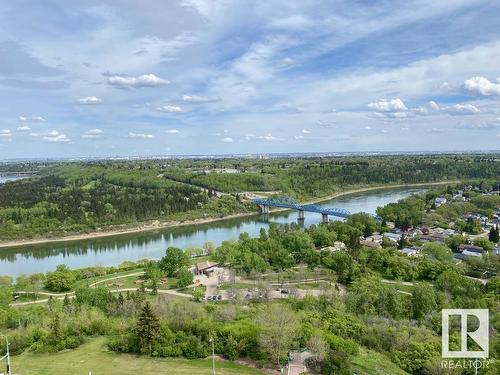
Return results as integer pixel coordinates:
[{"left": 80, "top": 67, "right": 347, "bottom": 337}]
[{"left": 0, "top": 187, "right": 426, "bottom": 277}]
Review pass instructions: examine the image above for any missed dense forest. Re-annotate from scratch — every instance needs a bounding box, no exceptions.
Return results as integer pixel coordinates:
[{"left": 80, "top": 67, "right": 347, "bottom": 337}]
[
  {"left": 0, "top": 154, "right": 499, "bottom": 240},
  {"left": 161, "top": 154, "right": 500, "bottom": 197}
]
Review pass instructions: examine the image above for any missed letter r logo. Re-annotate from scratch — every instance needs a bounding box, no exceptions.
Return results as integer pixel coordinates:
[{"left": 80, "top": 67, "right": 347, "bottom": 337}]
[{"left": 442, "top": 309, "right": 489, "bottom": 358}]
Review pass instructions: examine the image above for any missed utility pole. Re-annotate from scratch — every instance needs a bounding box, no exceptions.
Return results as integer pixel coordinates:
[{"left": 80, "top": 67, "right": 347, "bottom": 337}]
[
  {"left": 0, "top": 335, "right": 11, "bottom": 375},
  {"left": 209, "top": 337, "right": 216, "bottom": 375}
]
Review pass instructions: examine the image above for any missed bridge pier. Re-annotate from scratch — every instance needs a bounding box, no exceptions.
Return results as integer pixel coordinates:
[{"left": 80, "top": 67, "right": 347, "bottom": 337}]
[
  {"left": 258, "top": 205, "right": 270, "bottom": 214},
  {"left": 297, "top": 210, "right": 305, "bottom": 221},
  {"left": 321, "top": 213, "right": 329, "bottom": 223}
]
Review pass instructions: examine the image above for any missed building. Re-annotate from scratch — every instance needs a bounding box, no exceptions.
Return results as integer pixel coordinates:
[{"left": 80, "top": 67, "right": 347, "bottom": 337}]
[
  {"left": 194, "top": 261, "right": 220, "bottom": 275},
  {"left": 435, "top": 197, "right": 447, "bottom": 207},
  {"left": 360, "top": 239, "right": 382, "bottom": 249},
  {"left": 458, "top": 244, "right": 485, "bottom": 258},
  {"left": 363, "top": 234, "right": 383, "bottom": 244},
  {"left": 400, "top": 247, "right": 421, "bottom": 257},
  {"left": 421, "top": 232, "right": 448, "bottom": 243},
  {"left": 383, "top": 232, "right": 402, "bottom": 243}
]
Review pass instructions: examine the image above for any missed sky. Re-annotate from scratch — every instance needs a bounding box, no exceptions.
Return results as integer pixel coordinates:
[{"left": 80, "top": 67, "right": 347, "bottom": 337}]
[{"left": 1, "top": 0, "right": 500, "bottom": 158}]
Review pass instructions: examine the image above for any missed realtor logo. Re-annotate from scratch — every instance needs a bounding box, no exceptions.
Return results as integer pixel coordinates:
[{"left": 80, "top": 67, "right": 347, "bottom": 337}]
[{"left": 442, "top": 309, "right": 489, "bottom": 358}]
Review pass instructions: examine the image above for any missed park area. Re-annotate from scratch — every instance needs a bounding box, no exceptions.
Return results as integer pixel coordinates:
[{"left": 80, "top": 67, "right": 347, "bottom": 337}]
[{"left": 11, "top": 337, "right": 266, "bottom": 375}]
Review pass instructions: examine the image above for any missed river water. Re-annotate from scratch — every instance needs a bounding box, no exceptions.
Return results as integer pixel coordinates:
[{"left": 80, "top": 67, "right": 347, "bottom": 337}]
[{"left": 0, "top": 187, "right": 426, "bottom": 276}]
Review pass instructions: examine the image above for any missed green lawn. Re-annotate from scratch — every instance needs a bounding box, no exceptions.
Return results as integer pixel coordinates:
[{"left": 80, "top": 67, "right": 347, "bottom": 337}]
[
  {"left": 352, "top": 348, "right": 409, "bottom": 375},
  {"left": 12, "top": 337, "right": 266, "bottom": 375}
]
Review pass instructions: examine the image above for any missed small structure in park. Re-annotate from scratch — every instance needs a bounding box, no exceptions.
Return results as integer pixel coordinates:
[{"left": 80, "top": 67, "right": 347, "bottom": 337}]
[{"left": 194, "top": 261, "right": 220, "bottom": 276}]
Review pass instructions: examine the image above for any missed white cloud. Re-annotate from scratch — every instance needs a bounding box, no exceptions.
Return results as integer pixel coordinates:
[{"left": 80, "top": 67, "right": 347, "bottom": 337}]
[
  {"left": 269, "top": 15, "right": 314, "bottom": 30},
  {"left": 43, "top": 130, "right": 70, "bottom": 143},
  {"left": 368, "top": 98, "right": 407, "bottom": 112},
  {"left": 0, "top": 129, "right": 12, "bottom": 137},
  {"left": 165, "top": 129, "right": 180, "bottom": 134},
  {"left": 29, "top": 133, "right": 39, "bottom": 137},
  {"left": 446, "top": 103, "right": 480, "bottom": 115},
  {"left": 19, "top": 116, "right": 45, "bottom": 122},
  {"left": 129, "top": 132, "right": 154, "bottom": 139},
  {"left": 17, "top": 125, "right": 31, "bottom": 131},
  {"left": 78, "top": 96, "right": 102, "bottom": 105},
  {"left": 301, "top": 129, "right": 311, "bottom": 134},
  {"left": 182, "top": 94, "right": 220, "bottom": 104},
  {"left": 155, "top": 105, "right": 183, "bottom": 113},
  {"left": 257, "top": 133, "right": 279, "bottom": 141},
  {"left": 294, "top": 135, "right": 304, "bottom": 140},
  {"left": 81, "top": 129, "right": 103, "bottom": 139},
  {"left": 463, "top": 76, "right": 500, "bottom": 96},
  {"left": 107, "top": 74, "right": 170, "bottom": 88},
  {"left": 221, "top": 137, "right": 233, "bottom": 143},
  {"left": 364, "top": 126, "right": 372, "bottom": 130}
]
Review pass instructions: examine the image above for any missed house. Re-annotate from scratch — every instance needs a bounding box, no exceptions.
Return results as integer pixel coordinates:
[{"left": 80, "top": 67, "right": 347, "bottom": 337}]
[
  {"left": 400, "top": 247, "right": 421, "bottom": 257},
  {"left": 194, "top": 261, "right": 220, "bottom": 276},
  {"left": 320, "top": 241, "right": 347, "bottom": 252},
  {"left": 421, "top": 232, "right": 448, "bottom": 243},
  {"left": 383, "top": 232, "right": 402, "bottom": 243},
  {"left": 360, "top": 239, "right": 382, "bottom": 249},
  {"left": 435, "top": 197, "right": 447, "bottom": 207},
  {"left": 458, "top": 244, "right": 485, "bottom": 258},
  {"left": 363, "top": 234, "right": 383, "bottom": 244}
]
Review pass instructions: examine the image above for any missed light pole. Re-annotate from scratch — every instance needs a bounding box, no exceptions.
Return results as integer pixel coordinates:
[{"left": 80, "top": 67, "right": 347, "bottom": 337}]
[
  {"left": 0, "top": 334, "right": 11, "bottom": 375},
  {"left": 209, "top": 337, "right": 215, "bottom": 375}
]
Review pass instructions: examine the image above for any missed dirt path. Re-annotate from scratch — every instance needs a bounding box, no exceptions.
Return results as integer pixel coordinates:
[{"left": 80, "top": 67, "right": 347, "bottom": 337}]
[
  {"left": 0, "top": 181, "right": 457, "bottom": 249},
  {"left": 11, "top": 287, "right": 191, "bottom": 307}
]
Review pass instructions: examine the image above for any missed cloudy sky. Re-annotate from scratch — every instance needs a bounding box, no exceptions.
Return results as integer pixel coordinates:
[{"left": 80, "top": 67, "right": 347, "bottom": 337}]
[{"left": 1, "top": 0, "right": 500, "bottom": 158}]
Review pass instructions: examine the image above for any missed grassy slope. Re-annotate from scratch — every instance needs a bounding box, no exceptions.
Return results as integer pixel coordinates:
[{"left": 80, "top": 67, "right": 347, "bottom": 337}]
[
  {"left": 12, "top": 338, "right": 266, "bottom": 375},
  {"left": 352, "top": 348, "right": 409, "bottom": 375}
]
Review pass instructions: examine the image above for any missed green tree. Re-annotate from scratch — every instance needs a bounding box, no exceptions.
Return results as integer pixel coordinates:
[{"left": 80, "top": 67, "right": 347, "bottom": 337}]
[
  {"left": 45, "top": 265, "right": 76, "bottom": 292},
  {"left": 176, "top": 268, "right": 194, "bottom": 288},
  {"left": 489, "top": 226, "right": 499, "bottom": 243},
  {"left": 257, "top": 304, "right": 298, "bottom": 367},
  {"left": 411, "top": 283, "right": 437, "bottom": 320},
  {"left": 136, "top": 302, "right": 160, "bottom": 355},
  {"left": 159, "top": 247, "right": 190, "bottom": 277},
  {"left": 422, "top": 243, "right": 453, "bottom": 263}
]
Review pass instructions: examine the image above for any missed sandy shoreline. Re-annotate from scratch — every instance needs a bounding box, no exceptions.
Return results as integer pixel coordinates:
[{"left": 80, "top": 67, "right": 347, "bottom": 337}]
[{"left": 0, "top": 181, "right": 456, "bottom": 249}]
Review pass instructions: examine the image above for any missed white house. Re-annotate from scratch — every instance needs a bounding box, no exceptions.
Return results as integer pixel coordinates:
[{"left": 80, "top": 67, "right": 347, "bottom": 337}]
[{"left": 435, "top": 197, "right": 447, "bottom": 207}]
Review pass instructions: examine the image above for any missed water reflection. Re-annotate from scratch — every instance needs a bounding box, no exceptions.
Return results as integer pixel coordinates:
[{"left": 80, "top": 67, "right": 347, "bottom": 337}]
[{"left": 0, "top": 187, "right": 425, "bottom": 276}]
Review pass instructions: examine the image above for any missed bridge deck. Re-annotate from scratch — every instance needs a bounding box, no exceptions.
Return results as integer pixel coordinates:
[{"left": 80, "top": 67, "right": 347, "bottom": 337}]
[{"left": 253, "top": 197, "right": 351, "bottom": 218}]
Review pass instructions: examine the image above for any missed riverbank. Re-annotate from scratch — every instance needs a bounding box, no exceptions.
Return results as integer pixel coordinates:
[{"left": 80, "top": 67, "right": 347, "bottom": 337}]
[{"left": 0, "top": 181, "right": 456, "bottom": 249}]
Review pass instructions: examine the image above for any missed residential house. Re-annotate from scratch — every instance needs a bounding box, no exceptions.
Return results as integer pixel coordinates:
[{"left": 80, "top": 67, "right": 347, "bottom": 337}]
[
  {"left": 399, "top": 247, "right": 421, "bottom": 257},
  {"left": 435, "top": 197, "right": 447, "bottom": 207},
  {"left": 383, "top": 232, "right": 402, "bottom": 243},
  {"left": 458, "top": 244, "right": 485, "bottom": 258},
  {"left": 194, "top": 261, "right": 220, "bottom": 276}
]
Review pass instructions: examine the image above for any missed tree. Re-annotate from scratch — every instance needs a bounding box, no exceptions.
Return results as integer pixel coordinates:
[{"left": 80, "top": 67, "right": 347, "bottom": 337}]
[
  {"left": 411, "top": 283, "right": 437, "bottom": 320},
  {"left": 45, "top": 265, "right": 76, "bottom": 292},
  {"left": 159, "top": 247, "right": 190, "bottom": 277},
  {"left": 63, "top": 294, "right": 71, "bottom": 313},
  {"left": 144, "top": 261, "right": 163, "bottom": 288},
  {"left": 136, "top": 301, "right": 160, "bottom": 355},
  {"left": 177, "top": 268, "right": 194, "bottom": 288},
  {"left": 257, "top": 304, "right": 298, "bottom": 367},
  {"left": 422, "top": 243, "right": 453, "bottom": 263},
  {"left": 473, "top": 238, "right": 494, "bottom": 252},
  {"left": 489, "top": 226, "right": 499, "bottom": 243}
]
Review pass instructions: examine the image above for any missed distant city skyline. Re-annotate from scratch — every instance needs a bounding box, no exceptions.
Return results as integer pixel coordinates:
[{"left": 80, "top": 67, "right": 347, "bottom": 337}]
[{"left": 1, "top": 0, "right": 500, "bottom": 158}]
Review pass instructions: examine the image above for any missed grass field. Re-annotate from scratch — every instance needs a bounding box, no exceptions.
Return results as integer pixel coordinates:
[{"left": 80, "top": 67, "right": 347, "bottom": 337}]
[
  {"left": 352, "top": 348, "right": 409, "bottom": 375},
  {"left": 12, "top": 338, "right": 266, "bottom": 375}
]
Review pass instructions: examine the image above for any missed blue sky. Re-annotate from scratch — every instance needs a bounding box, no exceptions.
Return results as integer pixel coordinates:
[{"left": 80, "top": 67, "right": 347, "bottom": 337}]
[{"left": 1, "top": 0, "right": 500, "bottom": 158}]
